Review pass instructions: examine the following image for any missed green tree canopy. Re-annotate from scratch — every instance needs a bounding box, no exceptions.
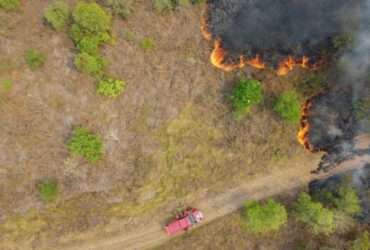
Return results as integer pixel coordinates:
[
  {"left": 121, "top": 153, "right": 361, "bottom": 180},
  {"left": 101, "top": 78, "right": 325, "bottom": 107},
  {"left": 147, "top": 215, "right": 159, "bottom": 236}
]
[
  {"left": 293, "top": 192, "right": 335, "bottom": 235},
  {"left": 241, "top": 199, "right": 288, "bottom": 233},
  {"left": 353, "top": 231, "right": 370, "bottom": 250}
]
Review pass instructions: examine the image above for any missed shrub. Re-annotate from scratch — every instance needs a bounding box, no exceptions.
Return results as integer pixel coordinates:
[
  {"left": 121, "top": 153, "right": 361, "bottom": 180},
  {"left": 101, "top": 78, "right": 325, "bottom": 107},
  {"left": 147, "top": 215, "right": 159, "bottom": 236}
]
[
  {"left": 0, "top": 0, "right": 19, "bottom": 10},
  {"left": 44, "top": 1, "right": 70, "bottom": 30},
  {"left": 140, "top": 37, "right": 155, "bottom": 51},
  {"left": 314, "top": 185, "right": 361, "bottom": 216},
  {"left": 70, "top": 23, "right": 111, "bottom": 46},
  {"left": 274, "top": 90, "right": 301, "bottom": 123},
  {"left": 1, "top": 79, "right": 12, "bottom": 92},
  {"left": 229, "top": 79, "right": 263, "bottom": 117},
  {"left": 293, "top": 192, "right": 335, "bottom": 235},
  {"left": 38, "top": 180, "right": 58, "bottom": 202},
  {"left": 154, "top": 0, "right": 174, "bottom": 12},
  {"left": 67, "top": 127, "right": 103, "bottom": 163},
  {"left": 296, "top": 74, "right": 327, "bottom": 98},
  {"left": 72, "top": 2, "right": 111, "bottom": 35},
  {"left": 76, "top": 36, "right": 101, "bottom": 55},
  {"left": 353, "top": 231, "right": 370, "bottom": 250},
  {"left": 354, "top": 98, "right": 370, "bottom": 121},
  {"left": 25, "top": 49, "right": 46, "bottom": 70},
  {"left": 241, "top": 199, "right": 288, "bottom": 234},
  {"left": 97, "top": 78, "right": 125, "bottom": 97},
  {"left": 103, "top": 0, "right": 133, "bottom": 19},
  {"left": 74, "top": 52, "right": 105, "bottom": 76}
]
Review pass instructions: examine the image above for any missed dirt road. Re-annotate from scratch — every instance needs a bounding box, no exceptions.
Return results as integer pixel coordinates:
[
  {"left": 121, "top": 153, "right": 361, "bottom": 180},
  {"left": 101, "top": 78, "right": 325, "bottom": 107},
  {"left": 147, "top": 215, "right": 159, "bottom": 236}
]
[{"left": 57, "top": 147, "right": 370, "bottom": 250}]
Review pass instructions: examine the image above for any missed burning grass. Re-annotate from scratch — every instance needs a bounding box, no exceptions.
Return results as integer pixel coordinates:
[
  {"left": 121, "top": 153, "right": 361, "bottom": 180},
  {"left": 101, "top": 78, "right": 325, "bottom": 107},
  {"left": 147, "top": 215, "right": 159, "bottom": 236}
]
[{"left": 203, "top": 0, "right": 354, "bottom": 74}]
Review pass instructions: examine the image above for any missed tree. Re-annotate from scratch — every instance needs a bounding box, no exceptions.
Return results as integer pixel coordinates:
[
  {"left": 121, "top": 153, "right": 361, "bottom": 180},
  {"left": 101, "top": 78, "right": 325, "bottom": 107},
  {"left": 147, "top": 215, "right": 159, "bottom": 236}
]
[
  {"left": 44, "top": 1, "right": 70, "bottom": 30},
  {"left": 229, "top": 79, "right": 263, "bottom": 117},
  {"left": 353, "top": 231, "right": 370, "bottom": 250},
  {"left": 74, "top": 52, "right": 105, "bottom": 76},
  {"left": 274, "top": 90, "right": 301, "bottom": 123},
  {"left": 241, "top": 199, "right": 288, "bottom": 233},
  {"left": 0, "top": 0, "right": 19, "bottom": 11},
  {"left": 72, "top": 2, "right": 111, "bottom": 35},
  {"left": 312, "top": 182, "right": 361, "bottom": 216},
  {"left": 293, "top": 192, "right": 335, "bottom": 235}
]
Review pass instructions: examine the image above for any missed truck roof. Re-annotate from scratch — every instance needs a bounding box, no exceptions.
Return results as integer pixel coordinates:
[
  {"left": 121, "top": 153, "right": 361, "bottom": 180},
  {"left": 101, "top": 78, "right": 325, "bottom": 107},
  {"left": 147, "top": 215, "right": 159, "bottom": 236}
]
[{"left": 165, "top": 217, "right": 191, "bottom": 235}]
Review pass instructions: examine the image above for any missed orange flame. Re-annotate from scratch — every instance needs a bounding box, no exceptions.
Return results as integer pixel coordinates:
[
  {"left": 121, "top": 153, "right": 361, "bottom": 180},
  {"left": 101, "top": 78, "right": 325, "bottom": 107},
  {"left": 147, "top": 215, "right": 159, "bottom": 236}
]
[
  {"left": 246, "top": 54, "right": 265, "bottom": 69},
  {"left": 297, "top": 99, "right": 315, "bottom": 151},
  {"left": 210, "top": 40, "right": 265, "bottom": 71},
  {"left": 201, "top": 10, "right": 212, "bottom": 41},
  {"left": 277, "top": 56, "right": 310, "bottom": 76}
]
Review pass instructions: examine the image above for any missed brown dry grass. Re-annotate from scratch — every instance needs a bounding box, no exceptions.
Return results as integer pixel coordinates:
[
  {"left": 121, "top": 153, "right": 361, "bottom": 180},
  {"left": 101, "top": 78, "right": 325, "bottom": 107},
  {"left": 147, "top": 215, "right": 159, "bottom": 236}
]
[
  {"left": 0, "top": 0, "right": 320, "bottom": 248},
  {"left": 156, "top": 194, "right": 368, "bottom": 250}
]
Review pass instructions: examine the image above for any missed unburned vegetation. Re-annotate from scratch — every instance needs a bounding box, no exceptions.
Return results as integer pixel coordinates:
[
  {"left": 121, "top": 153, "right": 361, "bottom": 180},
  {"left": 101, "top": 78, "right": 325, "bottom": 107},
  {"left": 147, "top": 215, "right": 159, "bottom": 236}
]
[{"left": 0, "top": 0, "right": 329, "bottom": 248}]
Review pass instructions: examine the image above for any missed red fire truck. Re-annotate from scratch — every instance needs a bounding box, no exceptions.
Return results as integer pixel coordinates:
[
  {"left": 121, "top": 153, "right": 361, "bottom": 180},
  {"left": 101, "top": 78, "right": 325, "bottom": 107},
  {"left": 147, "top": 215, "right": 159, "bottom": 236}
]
[{"left": 165, "top": 207, "right": 204, "bottom": 236}]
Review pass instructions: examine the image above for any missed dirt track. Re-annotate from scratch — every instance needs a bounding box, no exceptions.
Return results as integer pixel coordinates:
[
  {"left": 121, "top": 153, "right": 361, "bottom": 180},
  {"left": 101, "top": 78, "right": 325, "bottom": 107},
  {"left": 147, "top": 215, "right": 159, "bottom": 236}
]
[{"left": 56, "top": 147, "right": 370, "bottom": 250}]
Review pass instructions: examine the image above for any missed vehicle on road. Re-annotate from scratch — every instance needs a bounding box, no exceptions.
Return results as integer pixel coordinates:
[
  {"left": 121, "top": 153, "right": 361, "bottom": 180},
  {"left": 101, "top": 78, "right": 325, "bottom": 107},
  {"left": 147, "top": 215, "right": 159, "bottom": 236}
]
[{"left": 165, "top": 207, "right": 204, "bottom": 235}]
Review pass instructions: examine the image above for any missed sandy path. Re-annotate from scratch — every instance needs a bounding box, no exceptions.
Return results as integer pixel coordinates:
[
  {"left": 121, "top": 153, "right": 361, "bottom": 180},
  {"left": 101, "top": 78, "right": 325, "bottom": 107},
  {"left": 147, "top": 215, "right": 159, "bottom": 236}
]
[
  {"left": 57, "top": 149, "right": 370, "bottom": 250},
  {"left": 56, "top": 156, "right": 370, "bottom": 250}
]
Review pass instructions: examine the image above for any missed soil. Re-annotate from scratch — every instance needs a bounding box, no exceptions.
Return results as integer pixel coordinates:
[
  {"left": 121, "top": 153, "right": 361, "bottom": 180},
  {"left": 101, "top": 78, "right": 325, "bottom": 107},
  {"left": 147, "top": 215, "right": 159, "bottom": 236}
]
[
  {"left": 0, "top": 1, "right": 365, "bottom": 250},
  {"left": 55, "top": 143, "right": 370, "bottom": 250}
]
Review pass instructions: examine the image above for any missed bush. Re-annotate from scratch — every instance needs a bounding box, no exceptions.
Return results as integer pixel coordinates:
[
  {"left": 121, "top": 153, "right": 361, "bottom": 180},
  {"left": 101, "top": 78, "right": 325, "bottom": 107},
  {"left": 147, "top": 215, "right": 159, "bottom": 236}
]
[
  {"left": 154, "top": 0, "right": 174, "bottom": 12},
  {"left": 229, "top": 79, "right": 263, "bottom": 117},
  {"left": 241, "top": 199, "right": 288, "bottom": 233},
  {"left": 140, "top": 37, "right": 155, "bottom": 51},
  {"left": 70, "top": 23, "right": 111, "bottom": 47},
  {"left": 296, "top": 74, "right": 327, "bottom": 98},
  {"left": 354, "top": 99, "right": 370, "bottom": 121},
  {"left": 1, "top": 79, "right": 12, "bottom": 92},
  {"left": 44, "top": 1, "right": 70, "bottom": 30},
  {"left": 72, "top": 2, "right": 111, "bottom": 35},
  {"left": 67, "top": 127, "right": 103, "bottom": 163},
  {"left": 38, "top": 180, "right": 58, "bottom": 202},
  {"left": 76, "top": 36, "right": 101, "bottom": 55},
  {"left": 97, "top": 78, "right": 125, "bottom": 97},
  {"left": 103, "top": 0, "right": 133, "bottom": 19},
  {"left": 0, "top": 0, "right": 19, "bottom": 10},
  {"left": 353, "top": 231, "right": 370, "bottom": 250},
  {"left": 274, "top": 90, "right": 301, "bottom": 123},
  {"left": 293, "top": 192, "right": 335, "bottom": 235},
  {"left": 74, "top": 52, "right": 105, "bottom": 76},
  {"left": 25, "top": 49, "right": 46, "bottom": 70}
]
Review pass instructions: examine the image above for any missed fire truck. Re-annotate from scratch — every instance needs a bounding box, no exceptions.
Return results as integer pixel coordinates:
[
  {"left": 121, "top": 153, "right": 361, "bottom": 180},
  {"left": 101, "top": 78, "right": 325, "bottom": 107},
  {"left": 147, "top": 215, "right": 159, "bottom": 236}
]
[{"left": 164, "top": 207, "right": 204, "bottom": 235}]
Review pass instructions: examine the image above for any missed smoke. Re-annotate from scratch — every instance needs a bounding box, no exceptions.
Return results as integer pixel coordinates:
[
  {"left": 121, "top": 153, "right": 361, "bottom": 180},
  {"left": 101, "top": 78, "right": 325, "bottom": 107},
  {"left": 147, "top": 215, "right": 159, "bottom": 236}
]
[
  {"left": 207, "top": 0, "right": 357, "bottom": 66},
  {"left": 205, "top": 0, "right": 370, "bottom": 173}
]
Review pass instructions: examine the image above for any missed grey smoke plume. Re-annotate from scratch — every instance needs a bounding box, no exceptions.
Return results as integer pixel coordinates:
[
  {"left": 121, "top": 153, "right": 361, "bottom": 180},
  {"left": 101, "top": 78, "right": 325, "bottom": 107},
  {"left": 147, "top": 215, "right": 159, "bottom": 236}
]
[{"left": 207, "top": 0, "right": 357, "bottom": 66}]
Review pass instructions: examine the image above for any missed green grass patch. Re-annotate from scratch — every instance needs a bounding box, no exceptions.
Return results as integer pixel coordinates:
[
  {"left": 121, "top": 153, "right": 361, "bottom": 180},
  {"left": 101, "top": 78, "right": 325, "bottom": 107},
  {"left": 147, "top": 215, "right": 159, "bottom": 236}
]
[
  {"left": 274, "top": 90, "right": 301, "bottom": 123},
  {"left": 229, "top": 79, "right": 263, "bottom": 118}
]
